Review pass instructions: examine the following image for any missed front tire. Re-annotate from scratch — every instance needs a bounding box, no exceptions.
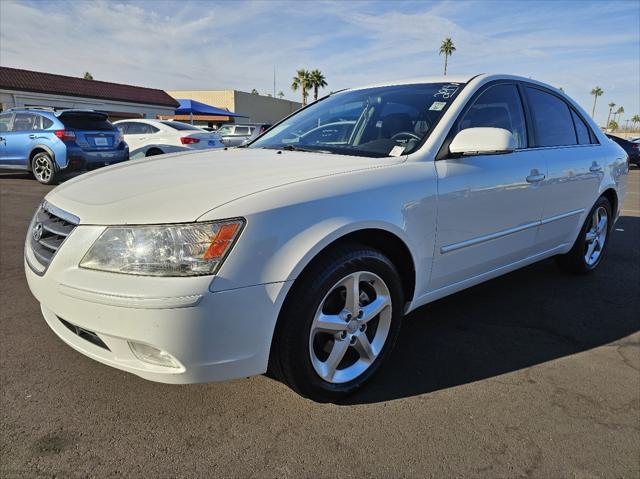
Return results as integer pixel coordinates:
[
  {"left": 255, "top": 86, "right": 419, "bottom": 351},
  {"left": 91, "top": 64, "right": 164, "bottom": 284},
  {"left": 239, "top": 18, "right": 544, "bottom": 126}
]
[
  {"left": 31, "top": 152, "right": 58, "bottom": 185},
  {"left": 270, "top": 244, "right": 404, "bottom": 402},
  {"left": 556, "top": 196, "right": 612, "bottom": 274}
]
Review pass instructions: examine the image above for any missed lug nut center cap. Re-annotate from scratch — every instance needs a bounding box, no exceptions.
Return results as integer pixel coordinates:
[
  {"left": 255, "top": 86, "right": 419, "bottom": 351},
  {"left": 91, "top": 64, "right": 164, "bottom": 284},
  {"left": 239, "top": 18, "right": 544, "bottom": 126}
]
[{"left": 346, "top": 320, "right": 359, "bottom": 334}]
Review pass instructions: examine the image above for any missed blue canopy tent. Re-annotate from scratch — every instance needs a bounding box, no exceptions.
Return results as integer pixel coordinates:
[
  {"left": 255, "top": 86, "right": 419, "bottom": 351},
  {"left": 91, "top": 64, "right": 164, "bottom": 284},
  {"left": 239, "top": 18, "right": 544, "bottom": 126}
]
[{"left": 175, "top": 99, "right": 246, "bottom": 124}]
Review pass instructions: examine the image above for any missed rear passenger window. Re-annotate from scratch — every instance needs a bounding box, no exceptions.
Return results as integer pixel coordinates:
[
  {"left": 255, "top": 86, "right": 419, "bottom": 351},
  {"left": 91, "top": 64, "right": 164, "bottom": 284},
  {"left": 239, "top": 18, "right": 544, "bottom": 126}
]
[
  {"left": 12, "top": 113, "right": 38, "bottom": 131},
  {"left": 235, "top": 127, "right": 250, "bottom": 135},
  {"left": 126, "top": 122, "right": 154, "bottom": 134},
  {"left": 457, "top": 84, "right": 527, "bottom": 149},
  {"left": 525, "top": 87, "right": 577, "bottom": 147},
  {"left": 571, "top": 110, "right": 592, "bottom": 145}
]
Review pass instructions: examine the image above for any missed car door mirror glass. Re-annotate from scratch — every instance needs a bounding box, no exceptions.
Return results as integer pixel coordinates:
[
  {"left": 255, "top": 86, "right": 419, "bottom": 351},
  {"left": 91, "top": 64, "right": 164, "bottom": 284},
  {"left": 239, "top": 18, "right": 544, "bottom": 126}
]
[{"left": 449, "top": 127, "right": 516, "bottom": 156}]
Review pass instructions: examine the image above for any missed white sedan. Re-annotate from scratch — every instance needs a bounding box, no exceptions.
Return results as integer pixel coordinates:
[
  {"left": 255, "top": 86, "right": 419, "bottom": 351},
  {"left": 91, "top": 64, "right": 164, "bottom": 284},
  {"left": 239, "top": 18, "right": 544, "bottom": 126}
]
[
  {"left": 25, "top": 74, "right": 628, "bottom": 401},
  {"left": 113, "top": 119, "right": 223, "bottom": 158}
]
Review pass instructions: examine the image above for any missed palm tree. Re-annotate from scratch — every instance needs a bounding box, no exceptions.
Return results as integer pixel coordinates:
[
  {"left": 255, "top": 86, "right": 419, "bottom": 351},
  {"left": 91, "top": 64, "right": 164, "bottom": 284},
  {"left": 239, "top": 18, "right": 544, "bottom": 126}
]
[
  {"left": 608, "top": 120, "right": 618, "bottom": 132},
  {"left": 590, "top": 86, "right": 603, "bottom": 118},
  {"left": 615, "top": 106, "right": 624, "bottom": 124},
  {"left": 439, "top": 38, "right": 456, "bottom": 75},
  {"left": 606, "top": 102, "right": 616, "bottom": 129},
  {"left": 631, "top": 114, "right": 640, "bottom": 131},
  {"left": 277, "top": 91, "right": 285, "bottom": 99},
  {"left": 83, "top": 71, "right": 93, "bottom": 80},
  {"left": 308, "top": 69, "right": 328, "bottom": 101},
  {"left": 291, "top": 69, "right": 311, "bottom": 106}
]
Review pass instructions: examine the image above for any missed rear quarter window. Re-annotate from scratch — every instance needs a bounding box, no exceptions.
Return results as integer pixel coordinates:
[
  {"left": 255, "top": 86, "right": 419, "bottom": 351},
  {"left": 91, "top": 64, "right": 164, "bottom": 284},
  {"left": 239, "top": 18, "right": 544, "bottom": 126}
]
[
  {"left": 40, "top": 116, "right": 54, "bottom": 129},
  {"left": 570, "top": 109, "right": 594, "bottom": 145}
]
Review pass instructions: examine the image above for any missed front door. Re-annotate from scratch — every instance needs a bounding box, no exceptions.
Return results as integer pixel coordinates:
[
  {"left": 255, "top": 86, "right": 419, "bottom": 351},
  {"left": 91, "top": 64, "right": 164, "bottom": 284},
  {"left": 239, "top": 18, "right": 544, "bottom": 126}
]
[
  {"left": 430, "top": 82, "right": 546, "bottom": 291},
  {"left": 0, "top": 113, "right": 13, "bottom": 165}
]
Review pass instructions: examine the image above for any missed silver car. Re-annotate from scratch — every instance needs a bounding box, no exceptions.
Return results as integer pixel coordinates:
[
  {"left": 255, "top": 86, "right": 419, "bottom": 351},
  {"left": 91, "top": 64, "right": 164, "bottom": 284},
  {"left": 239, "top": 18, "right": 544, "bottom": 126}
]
[{"left": 217, "top": 124, "right": 270, "bottom": 147}]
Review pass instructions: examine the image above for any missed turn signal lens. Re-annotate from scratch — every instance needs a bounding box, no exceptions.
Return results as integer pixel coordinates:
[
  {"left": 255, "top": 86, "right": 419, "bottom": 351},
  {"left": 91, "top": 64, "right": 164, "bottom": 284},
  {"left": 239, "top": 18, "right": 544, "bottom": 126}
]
[{"left": 204, "top": 223, "right": 241, "bottom": 260}]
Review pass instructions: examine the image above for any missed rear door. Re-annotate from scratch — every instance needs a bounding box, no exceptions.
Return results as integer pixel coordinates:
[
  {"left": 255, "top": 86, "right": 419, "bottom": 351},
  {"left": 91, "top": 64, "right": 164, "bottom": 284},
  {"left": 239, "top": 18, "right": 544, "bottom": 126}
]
[
  {"left": 522, "top": 85, "right": 603, "bottom": 250},
  {"left": 121, "top": 122, "right": 157, "bottom": 155},
  {"left": 58, "top": 111, "right": 118, "bottom": 151},
  {"left": 431, "top": 82, "right": 547, "bottom": 290},
  {"left": 227, "top": 126, "right": 251, "bottom": 146}
]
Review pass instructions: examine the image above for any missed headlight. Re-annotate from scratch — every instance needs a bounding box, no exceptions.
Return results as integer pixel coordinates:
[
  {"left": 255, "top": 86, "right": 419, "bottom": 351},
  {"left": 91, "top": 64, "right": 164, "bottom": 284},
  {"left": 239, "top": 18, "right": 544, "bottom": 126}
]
[{"left": 79, "top": 219, "right": 244, "bottom": 277}]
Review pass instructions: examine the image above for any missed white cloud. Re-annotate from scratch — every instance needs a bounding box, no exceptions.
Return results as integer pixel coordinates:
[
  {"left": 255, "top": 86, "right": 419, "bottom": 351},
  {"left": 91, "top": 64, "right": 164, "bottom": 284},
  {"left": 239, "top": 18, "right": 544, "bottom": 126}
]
[{"left": 0, "top": 0, "right": 637, "bottom": 125}]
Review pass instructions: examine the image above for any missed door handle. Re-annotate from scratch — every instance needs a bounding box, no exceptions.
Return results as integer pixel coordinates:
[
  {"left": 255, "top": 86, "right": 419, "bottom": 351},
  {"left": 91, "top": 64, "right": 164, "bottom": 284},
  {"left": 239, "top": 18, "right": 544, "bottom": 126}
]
[
  {"left": 28, "top": 134, "right": 37, "bottom": 139},
  {"left": 589, "top": 164, "right": 603, "bottom": 173},
  {"left": 526, "top": 173, "right": 546, "bottom": 183}
]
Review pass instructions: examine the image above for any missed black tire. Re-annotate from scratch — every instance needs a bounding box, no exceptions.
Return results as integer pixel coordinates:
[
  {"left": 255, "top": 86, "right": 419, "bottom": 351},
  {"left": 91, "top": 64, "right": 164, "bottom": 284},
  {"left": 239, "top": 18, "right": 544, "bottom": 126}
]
[
  {"left": 270, "top": 243, "right": 404, "bottom": 402},
  {"left": 31, "top": 151, "right": 58, "bottom": 185},
  {"left": 146, "top": 148, "right": 163, "bottom": 157},
  {"left": 556, "top": 196, "right": 613, "bottom": 274}
]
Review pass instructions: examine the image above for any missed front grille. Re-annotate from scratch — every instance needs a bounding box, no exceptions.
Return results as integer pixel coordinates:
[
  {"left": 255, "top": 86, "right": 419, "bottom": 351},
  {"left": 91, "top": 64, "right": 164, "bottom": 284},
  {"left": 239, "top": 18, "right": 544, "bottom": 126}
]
[
  {"left": 28, "top": 201, "right": 79, "bottom": 272},
  {"left": 58, "top": 317, "right": 110, "bottom": 351}
]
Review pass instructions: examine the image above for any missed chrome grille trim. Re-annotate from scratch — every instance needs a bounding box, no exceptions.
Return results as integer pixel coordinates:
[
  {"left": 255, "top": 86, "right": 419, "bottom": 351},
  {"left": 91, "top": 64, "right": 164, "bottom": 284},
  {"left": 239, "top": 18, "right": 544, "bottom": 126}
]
[{"left": 26, "top": 201, "right": 79, "bottom": 273}]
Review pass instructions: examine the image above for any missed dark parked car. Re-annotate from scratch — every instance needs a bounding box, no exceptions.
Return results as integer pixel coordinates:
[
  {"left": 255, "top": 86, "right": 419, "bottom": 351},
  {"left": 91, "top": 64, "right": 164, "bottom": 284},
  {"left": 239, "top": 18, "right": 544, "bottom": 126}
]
[
  {"left": 606, "top": 134, "right": 639, "bottom": 166},
  {"left": 0, "top": 108, "right": 129, "bottom": 184}
]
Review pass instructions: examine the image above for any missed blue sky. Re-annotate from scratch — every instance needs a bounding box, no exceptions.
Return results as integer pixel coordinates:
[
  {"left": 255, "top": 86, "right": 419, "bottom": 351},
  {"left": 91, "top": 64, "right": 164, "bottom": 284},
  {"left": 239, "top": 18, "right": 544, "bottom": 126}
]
[{"left": 1, "top": 0, "right": 638, "bottom": 126}]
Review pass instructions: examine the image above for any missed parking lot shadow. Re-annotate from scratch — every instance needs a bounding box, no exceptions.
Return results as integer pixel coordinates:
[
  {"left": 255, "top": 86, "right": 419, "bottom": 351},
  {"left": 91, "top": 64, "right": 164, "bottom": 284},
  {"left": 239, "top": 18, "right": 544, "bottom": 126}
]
[{"left": 342, "top": 215, "right": 640, "bottom": 405}]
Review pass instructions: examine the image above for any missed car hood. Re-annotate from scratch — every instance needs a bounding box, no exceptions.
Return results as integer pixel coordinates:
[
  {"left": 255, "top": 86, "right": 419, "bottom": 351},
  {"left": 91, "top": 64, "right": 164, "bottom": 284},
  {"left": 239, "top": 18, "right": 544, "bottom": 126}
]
[{"left": 46, "top": 148, "right": 403, "bottom": 224}]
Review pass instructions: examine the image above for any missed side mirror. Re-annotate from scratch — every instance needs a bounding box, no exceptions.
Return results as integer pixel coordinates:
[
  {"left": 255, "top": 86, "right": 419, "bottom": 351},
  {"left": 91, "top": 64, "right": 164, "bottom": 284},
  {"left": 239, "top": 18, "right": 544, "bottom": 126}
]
[{"left": 449, "top": 127, "right": 516, "bottom": 156}]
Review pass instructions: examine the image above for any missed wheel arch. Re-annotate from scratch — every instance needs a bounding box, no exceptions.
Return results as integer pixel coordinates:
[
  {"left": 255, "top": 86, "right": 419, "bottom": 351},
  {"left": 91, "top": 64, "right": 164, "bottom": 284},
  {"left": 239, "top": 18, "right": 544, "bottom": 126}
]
[
  {"left": 266, "top": 223, "right": 417, "bottom": 380},
  {"left": 28, "top": 145, "right": 56, "bottom": 171},
  {"left": 600, "top": 187, "right": 618, "bottom": 219},
  {"left": 270, "top": 221, "right": 417, "bottom": 309},
  {"left": 145, "top": 147, "right": 164, "bottom": 157}
]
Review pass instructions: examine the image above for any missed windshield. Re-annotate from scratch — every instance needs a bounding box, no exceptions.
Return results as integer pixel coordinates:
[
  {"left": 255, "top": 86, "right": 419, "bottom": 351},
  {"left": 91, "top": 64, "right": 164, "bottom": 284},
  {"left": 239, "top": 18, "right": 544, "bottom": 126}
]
[{"left": 250, "top": 82, "right": 463, "bottom": 157}]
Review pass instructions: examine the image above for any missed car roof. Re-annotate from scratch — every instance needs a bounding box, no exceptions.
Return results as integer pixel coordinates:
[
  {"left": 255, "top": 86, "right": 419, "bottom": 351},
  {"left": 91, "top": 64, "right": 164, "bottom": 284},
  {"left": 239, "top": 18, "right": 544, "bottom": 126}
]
[
  {"left": 345, "top": 73, "right": 559, "bottom": 93},
  {"left": 3, "top": 107, "right": 100, "bottom": 116}
]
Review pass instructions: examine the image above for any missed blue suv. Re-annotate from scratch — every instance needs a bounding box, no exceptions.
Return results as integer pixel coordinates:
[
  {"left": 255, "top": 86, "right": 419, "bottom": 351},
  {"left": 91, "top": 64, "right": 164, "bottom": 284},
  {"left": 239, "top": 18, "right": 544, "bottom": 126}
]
[{"left": 0, "top": 108, "right": 129, "bottom": 184}]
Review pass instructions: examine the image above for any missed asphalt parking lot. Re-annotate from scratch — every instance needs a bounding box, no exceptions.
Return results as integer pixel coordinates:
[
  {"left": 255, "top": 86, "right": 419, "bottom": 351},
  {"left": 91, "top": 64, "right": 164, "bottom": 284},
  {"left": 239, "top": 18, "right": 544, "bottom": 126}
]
[{"left": 1, "top": 168, "right": 638, "bottom": 478}]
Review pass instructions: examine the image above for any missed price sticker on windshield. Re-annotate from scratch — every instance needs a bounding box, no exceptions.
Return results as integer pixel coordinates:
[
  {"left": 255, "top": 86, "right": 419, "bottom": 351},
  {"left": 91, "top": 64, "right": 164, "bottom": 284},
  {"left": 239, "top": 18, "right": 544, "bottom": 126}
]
[
  {"left": 389, "top": 145, "right": 405, "bottom": 157},
  {"left": 429, "top": 101, "right": 447, "bottom": 111}
]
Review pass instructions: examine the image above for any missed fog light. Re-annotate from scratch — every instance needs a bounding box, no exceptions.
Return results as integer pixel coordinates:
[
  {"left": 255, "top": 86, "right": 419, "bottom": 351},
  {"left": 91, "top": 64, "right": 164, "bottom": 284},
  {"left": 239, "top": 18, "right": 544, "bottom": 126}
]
[{"left": 128, "top": 341, "right": 181, "bottom": 369}]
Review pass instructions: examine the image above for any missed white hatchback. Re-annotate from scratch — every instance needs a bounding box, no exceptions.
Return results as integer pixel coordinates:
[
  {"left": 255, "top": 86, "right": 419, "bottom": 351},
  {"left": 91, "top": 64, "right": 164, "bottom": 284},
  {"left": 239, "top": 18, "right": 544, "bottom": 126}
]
[
  {"left": 25, "top": 74, "right": 628, "bottom": 401},
  {"left": 114, "top": 119, "right": 223, "bottom": 158}
]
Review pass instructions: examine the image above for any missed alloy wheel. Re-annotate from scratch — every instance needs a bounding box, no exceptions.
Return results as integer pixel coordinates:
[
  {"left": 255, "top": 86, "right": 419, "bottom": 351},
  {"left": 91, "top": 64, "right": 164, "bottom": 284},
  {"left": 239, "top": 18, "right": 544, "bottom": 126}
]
[
  {"left": 308, "top": 271, "right": 392, "bottom": 384},
  {"left": 33, "top": 155, "right": 53, "bottom": 183},
  {"left": 584, "top": 206, "right": 608, "bottom": 266}
]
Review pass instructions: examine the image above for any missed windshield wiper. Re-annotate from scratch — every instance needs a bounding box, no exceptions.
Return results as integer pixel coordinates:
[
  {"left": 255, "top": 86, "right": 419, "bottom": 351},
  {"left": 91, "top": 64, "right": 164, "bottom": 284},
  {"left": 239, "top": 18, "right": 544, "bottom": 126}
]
[{"left": 279, "top": 144, "right": 331, "bottom": 154}]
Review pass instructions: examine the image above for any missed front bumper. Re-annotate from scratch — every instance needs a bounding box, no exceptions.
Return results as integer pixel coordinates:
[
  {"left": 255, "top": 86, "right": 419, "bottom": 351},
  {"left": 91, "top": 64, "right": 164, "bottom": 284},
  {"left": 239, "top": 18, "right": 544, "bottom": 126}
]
[{"left": 24, "top": 223, "right": 288, "bottom": 384}]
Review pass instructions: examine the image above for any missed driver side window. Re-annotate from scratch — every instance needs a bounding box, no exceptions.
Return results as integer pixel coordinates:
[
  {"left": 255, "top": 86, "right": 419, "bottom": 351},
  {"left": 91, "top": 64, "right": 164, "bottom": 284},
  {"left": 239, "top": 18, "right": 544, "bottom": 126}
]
[{"left": 458, "top": 84, "right": 528, "bottom": 149}]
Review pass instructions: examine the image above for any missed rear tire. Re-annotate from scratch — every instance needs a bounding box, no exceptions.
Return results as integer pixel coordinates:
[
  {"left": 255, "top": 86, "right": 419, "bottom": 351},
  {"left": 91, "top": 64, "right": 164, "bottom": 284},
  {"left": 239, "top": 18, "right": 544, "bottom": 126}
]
[
  {"left": 270, "top": 243, "right": 404, "bottom": 402},
  {"left": 145, "top": 148, "right": 163, "bottom": 157},
  {"left": 556, "top": 196, "right": 612, "bottom": 274},
  {"left": 31, "top": 152, "right": 58, "bottom": 185}
]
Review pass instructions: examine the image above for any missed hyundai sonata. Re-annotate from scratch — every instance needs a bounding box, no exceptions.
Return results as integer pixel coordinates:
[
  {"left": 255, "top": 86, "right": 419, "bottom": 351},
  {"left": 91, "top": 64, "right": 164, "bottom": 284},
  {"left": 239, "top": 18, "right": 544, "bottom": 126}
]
[{"left": 25, "top": 74, "right": 628, "bottom": 401}]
